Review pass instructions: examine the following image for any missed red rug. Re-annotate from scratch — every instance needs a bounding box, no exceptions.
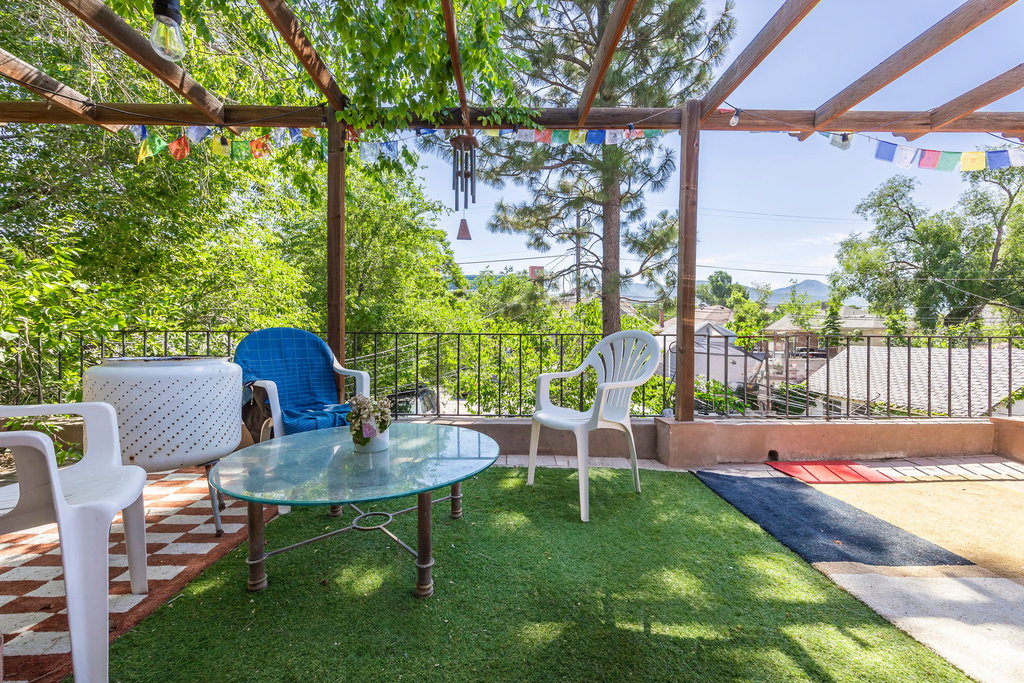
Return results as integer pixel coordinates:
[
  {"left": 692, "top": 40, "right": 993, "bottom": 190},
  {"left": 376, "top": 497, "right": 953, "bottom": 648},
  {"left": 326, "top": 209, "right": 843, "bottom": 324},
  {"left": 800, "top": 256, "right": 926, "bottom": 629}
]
[
  {"left": 767, "top": 460, "right": 904, "bottom": 484},
  {"left": 0, "top": 467, "right": 275, "bottom": 683}
]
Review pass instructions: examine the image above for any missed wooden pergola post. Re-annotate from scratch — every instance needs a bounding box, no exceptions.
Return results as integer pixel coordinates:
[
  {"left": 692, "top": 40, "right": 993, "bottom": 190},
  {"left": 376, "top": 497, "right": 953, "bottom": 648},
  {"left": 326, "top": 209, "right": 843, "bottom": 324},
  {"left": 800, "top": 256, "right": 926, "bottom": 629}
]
[
  {"left": 674, "top": 99, "right": 700, "bottom": 422},
  {"left": 326, "top": 107, "right": 346, "bottom": 395}
]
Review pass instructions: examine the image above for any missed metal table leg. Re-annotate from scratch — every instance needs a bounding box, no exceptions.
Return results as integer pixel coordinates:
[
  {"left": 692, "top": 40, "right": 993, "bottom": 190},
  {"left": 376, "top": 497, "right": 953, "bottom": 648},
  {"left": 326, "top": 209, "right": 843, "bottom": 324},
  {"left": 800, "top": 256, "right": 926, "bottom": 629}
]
[
  {"left": 414, "top": 492, "right": 434, "bottom": 598},
  {"left": 247, "top": 502, "right": 268, "bottom": 591},
  {"left": 450, "top": 482, "right": 463, "bottom": 519}
]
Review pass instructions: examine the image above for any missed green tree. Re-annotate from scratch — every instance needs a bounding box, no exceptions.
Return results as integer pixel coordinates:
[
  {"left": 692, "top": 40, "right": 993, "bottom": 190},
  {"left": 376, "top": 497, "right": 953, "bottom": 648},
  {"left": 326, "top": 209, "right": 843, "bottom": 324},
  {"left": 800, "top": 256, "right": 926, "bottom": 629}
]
[
  {"left": 468, "top": 0, "right": 734, "bottom": 336},
  {"left": 777, "top": 282, "right": 820, "bottom": 331},
  {"left": 697, "top": 270, "right": 749, "bottom": 306},
  {"left": 833, "top": 164, "right": 1024, "bottom": 330},
  {"left": 820, "top": 299, "right": 842, "bottom": 346},
  {"left": 727, "top": 283, "right": 777, "bottom": 345}
]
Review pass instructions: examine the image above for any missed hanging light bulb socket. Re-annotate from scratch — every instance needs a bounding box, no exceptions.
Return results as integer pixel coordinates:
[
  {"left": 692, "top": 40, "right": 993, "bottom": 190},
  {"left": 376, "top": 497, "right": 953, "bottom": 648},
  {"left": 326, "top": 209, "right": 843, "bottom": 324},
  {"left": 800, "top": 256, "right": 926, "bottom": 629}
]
[
  {"left": 150, "top": 0, "right": 186, "bottom": 62},
  {"left": 729, "top": 109, "right": 741, "bottom": 127}
]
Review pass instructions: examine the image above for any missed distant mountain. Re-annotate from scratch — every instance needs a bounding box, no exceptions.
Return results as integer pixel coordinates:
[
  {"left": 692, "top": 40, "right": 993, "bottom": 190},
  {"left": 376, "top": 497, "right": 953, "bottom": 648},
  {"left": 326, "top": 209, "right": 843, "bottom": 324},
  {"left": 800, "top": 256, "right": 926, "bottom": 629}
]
[{"left": 766, "top": 279, "right": 831, "bottom": 305}]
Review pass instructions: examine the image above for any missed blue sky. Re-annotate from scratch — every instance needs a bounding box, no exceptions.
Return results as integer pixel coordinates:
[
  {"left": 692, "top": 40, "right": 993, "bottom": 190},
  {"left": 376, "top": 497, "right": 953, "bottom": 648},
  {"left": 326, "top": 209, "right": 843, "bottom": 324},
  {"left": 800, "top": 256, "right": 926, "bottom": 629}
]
[{"left": 415, "top": 0, "right": 1024, "bottom": 289}]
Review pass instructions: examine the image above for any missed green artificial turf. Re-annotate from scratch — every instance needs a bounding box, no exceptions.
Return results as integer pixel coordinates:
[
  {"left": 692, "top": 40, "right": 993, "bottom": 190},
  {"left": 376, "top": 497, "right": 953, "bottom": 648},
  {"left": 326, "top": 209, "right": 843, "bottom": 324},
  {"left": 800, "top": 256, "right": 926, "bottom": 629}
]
[{"left": 107, "top": 468, "right": 971, "bottom": 683}]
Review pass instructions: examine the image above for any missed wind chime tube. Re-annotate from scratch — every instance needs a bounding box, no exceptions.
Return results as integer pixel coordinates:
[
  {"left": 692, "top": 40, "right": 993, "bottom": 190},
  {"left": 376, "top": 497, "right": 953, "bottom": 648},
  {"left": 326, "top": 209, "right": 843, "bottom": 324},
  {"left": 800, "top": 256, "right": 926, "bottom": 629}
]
[
  {"left": 470, "top": 147, "right": 477, "bottom": 202},
  {"left": 453, "top": 149, "right": 459, "bottom": 210},
  {"left": 462, "top": 151, "right": 469, "bottom": 209}
]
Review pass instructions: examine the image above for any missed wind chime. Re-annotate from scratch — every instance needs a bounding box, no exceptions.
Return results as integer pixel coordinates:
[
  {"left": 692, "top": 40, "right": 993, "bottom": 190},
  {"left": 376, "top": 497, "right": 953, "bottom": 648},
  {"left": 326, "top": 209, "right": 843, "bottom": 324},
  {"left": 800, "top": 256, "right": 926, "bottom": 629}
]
[{"left": 450, "top": 132, "right": 478, "bottom": 240}]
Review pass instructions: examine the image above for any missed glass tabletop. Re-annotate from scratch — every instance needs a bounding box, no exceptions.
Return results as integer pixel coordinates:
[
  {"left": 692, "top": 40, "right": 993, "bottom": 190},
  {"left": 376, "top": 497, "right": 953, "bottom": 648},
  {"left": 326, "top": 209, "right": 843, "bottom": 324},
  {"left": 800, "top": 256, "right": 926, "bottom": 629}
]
[{"left": 209, "top": 423, "right": 500, "bottom": 506}]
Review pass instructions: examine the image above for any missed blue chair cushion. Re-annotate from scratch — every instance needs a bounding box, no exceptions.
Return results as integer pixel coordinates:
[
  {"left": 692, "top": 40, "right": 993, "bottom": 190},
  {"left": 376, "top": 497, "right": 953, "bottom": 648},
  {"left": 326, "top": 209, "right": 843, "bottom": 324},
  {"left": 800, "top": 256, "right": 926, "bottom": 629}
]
[{"left": 234, "top": 328, "right": 350, "bottom": 435}]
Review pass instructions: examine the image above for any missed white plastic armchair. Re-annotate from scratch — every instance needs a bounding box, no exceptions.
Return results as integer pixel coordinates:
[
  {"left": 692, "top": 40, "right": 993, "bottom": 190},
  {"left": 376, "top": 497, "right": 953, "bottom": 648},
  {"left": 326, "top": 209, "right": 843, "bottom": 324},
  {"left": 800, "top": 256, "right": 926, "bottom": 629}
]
[
  {"left": 254, "top": 360, "right": 370, "bottom": 439},
  {"left": 0, "top": 402, "right": 148, "bottom": 683},
  {"left": 529, "top": 330, "right": 660, "bottom": 521}
]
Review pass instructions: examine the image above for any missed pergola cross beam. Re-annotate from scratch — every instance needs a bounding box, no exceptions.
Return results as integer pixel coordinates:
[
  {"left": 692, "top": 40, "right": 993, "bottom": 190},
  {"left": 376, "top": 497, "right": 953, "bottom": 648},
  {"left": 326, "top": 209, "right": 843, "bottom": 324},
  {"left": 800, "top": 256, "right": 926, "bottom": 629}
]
[
  {"left": 53, "top": 0, "right": 227, "bottom": 125},
  {"left": 0, "top": 47, "right": 121, "bottom": 133},
  {"left": 255, "top": 0, "right": 347, "bottom": 113},
  {"left": 815, "top": 0, "right": 1019, "bottom": 129},
  {"left": 576, "top": 0, "right": 639, "bottom": 127},
  {"left": 700, "top": 0, "right": 820, "bottom": 122}
]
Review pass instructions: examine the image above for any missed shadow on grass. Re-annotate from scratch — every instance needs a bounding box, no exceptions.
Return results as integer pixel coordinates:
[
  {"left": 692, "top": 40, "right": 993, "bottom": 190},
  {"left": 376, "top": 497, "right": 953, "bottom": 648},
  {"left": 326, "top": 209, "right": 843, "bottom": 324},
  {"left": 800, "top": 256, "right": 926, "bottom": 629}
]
[{"left": 105, "top": 469, "right": 970, "bottom": 683}]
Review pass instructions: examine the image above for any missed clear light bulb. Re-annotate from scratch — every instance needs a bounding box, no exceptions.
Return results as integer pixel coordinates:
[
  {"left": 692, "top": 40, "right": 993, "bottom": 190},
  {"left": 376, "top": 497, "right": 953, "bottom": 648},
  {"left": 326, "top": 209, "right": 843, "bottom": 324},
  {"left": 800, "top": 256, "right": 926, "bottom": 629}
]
[
  {"left": 150, "top": 15, "right": 186, "bottom": 62},
  {"left": 729, "top": 110, "right": 740, "bottom": 127}
]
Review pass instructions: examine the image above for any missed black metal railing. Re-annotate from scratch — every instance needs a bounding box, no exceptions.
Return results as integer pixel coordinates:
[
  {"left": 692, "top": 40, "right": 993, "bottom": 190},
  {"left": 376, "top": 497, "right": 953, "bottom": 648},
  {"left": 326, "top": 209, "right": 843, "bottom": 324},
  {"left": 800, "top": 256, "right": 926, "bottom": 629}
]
[{"left": 3, "top": 329, "right": 1022, "bottom": 419}]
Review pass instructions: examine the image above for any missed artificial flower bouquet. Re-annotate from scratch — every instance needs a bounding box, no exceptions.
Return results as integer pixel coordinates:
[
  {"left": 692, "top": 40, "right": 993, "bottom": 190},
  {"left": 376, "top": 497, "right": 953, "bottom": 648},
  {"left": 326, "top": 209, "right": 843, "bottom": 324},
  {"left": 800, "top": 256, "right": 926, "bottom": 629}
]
[{"left": 349, "top": 394, "right": 393, "bottom": 447}]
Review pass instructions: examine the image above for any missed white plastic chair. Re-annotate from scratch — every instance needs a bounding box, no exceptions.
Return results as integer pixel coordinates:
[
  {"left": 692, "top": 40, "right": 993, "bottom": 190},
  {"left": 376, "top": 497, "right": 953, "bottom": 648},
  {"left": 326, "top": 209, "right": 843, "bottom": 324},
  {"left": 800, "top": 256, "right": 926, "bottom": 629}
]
[
  {"left": 529, "top": 330, "right": 660, "bottom": 521},
  {"left": 0, "top": 403, "right": 149, "bottom": 683}
]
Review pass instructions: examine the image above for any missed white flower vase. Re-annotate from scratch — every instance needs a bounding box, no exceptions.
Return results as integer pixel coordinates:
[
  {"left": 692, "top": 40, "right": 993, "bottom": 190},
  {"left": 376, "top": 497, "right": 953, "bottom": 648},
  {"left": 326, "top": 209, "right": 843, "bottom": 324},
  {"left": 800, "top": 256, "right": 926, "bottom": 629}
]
[{"left": 353, "top": 426, "right": 390, "bottom": 453}]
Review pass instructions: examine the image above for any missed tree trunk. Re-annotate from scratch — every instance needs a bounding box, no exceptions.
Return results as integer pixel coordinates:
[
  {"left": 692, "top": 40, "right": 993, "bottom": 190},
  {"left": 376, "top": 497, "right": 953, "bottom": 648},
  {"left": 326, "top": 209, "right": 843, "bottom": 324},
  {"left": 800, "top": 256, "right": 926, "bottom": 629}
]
[{"left": 601, "top": 164, "right": 621, "bottom": 337}]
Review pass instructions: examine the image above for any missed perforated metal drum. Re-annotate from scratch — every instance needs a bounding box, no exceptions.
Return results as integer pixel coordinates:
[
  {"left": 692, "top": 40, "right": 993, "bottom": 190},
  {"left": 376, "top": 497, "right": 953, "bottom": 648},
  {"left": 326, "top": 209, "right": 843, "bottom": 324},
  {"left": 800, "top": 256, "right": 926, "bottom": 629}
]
[{"left": 83, "top": 356, "right": 242, "bottom": 471}]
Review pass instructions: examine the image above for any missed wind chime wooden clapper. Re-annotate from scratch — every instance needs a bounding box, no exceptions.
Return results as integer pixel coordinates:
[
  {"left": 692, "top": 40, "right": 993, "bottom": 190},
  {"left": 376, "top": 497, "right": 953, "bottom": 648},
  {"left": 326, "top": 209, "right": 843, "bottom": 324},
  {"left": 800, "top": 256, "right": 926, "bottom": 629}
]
[{"left": 451, "top": 132, "right": 478, "bottom": 240}]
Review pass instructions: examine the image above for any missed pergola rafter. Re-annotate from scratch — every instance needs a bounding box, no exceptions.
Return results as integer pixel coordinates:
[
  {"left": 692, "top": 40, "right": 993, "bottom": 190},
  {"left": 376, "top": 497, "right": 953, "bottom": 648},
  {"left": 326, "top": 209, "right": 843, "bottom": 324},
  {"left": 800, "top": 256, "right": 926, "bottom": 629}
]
[
  {"left": 814, "top": 0, "right": 1019, "bottom": 129},
  {"left": 576, "top": 0, "right": 638, "bottom": 127},
  {"left": 902, "top": 62, "right": 1024, "bottom": 141},
  {"left": 440, "top": 0, "right": 470, "bottom": 129},
  {"left": 255, "top": 0, "right": 347, "bottom": 113},
  {"left": 699, "top": 0, "right": 820, "bottom": 123},
  {"left": 0, "top": 47, "right": 121, "bottom": 133},
  {"left": 2, "top": 0, "right": 1023, "bottom": 422},
  {"left": 52, "top": 0, "right": 228, "bottom": 126}
]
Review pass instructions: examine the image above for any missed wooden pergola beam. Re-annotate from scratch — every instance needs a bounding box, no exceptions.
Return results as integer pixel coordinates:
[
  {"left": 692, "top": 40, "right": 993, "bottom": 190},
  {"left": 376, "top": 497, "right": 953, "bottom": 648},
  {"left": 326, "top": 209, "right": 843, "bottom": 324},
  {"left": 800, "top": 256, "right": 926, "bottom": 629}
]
[
  {"left": 53, "top": 0, "right": 226, "bottom": 125},
  {"left": 700, "top": 0, "right": 820, "bottom": 122},
  {"left": 902, "top": 62, "right": 1024, "bottom": 141},
  {"left": 0, "top": 48, "right": 121, "bottom": 133},
  {"left": 674, "top": 99, "right": 700, "bottom": 422},
  {"left": 439, "top": 0, "right": 470, "bottom": 129},
  {"left": 254, "top": 0, "right": 346, "bottom": 112},
  {"left": 5, "top": 101, "right": 1024, "bottom": 135},
  {"left": 815, "top": 0, "right": 1019, "bottom": 129},
  {"left": 576, "top": 0, "right": 639, "bottom": 127}
]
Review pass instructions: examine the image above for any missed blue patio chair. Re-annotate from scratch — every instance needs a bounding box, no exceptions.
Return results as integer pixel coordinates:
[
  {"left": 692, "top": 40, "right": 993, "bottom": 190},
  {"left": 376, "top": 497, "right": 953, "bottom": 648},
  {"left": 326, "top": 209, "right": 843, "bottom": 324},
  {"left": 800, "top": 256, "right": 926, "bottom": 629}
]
[{"left": 234, "top": 328, "right": 370, "bottom": 438}]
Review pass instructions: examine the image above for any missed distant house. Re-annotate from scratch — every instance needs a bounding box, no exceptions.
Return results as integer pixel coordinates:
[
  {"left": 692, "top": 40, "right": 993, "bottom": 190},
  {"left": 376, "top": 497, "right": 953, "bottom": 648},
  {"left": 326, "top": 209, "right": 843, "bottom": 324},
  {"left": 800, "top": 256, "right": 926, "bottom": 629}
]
[
  {"left": 763, "top": 306, "right": 888, "bottom": 346},
  {"left": 807, "top": 345, "right": 1024, "bottom": 417},
  {"left": 655, "top": 320, "right": 765, "bottom": 389}
]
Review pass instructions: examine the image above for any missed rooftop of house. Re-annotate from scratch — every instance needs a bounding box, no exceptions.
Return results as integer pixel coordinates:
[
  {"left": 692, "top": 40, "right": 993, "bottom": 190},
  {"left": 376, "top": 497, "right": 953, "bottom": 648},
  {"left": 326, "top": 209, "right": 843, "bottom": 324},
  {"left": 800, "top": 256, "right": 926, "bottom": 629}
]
[{"left": 807, "top": 345, "right": 1024, "bottom": 416}]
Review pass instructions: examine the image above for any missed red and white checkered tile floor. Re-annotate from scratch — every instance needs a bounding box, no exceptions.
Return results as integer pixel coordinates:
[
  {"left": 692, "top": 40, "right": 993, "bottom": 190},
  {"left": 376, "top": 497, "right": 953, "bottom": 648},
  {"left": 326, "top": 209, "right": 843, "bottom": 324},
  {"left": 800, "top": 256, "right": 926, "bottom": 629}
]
[{"left": 0, "top": 468, "right": 264, "bottom": 683}]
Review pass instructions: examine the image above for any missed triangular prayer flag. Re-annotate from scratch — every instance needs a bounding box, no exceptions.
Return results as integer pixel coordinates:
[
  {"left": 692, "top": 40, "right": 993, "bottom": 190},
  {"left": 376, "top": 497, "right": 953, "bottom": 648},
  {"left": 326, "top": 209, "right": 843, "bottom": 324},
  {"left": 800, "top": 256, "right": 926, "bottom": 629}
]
[
  {"left": 605, "top": 130, "right": 624, "bottom": 145},
  {"left": 960, "top": 151, "right": 986, "bottom": 171},
  {"left": 918, "top": 150, "right": 941, "bottom": 169},
  {"left": 483, "top": 129, "right": 500, "bottom": 137},
  {"left": 231, "top": 140, "right": 252, "bottom": 160},
  {"left": 643, "top": 129, "right": 663, "bottom": 138},
  {"left": 250, "top": 136, "right": 271, "bottom": 159},
  {"left": 185, "top": 126, "right": 210, "bottom": 144},
  {"left": 302, "top": 129, "right": 316, "bottom": 139},
  {"left": 586, "top": 130, "right": 606, "bottom": 145},
  {"left": 818, "top": 131, "right": 831, "bottom": 139},
  {"left": 515, "top": 129, "right": 535, "bottom": 142},
  {"left": 1009, "top": 149, "right": 1024, "bottom": 167},
  {"left": 271, "top": 128, "right": 290, "bottom": 147},
  {"left": 129, "top": 125, "right": 147, "bottom": 143},
  {"left": 211, "top": 135, "right": 231, "bottom": 157},
  {"left": 937, "top": 151, "right": 961, "bottom": 171},
  {"left": 288, "top": 128, "right": 303, "bottom": 144},
  {"left": 168, "top": 136, "right": 190, "bottom": 161},
  {"left": 360, "top": 142, "right": 380, "bottom": 162},
  {"left": 137, "top": 140, "right": 153, "bottom": 164},
  {"left": 894, "top": 145, "right": 918, "bottom": 169},
  {"left": 534, "top": 129, "right": 552, "bottom": 144},
  {"left": 874, "top": 140, "right": 897, "bottom": 162},
  {"left": 986, "top": 150, "right": 1011, "bottom": 170},
  {"left": 568, "top": 130, "right": 586, "bottom": 145},
  {"left": 551, "top": 130, "right": 569, "bottom": 145}
]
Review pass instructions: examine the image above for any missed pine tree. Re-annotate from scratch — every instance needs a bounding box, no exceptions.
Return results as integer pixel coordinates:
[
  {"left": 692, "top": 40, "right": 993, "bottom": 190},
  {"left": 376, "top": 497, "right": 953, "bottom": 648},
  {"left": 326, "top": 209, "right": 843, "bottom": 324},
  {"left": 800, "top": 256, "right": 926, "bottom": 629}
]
[{"left": 476, "top": 0, "right": 735, "bottom": 336}]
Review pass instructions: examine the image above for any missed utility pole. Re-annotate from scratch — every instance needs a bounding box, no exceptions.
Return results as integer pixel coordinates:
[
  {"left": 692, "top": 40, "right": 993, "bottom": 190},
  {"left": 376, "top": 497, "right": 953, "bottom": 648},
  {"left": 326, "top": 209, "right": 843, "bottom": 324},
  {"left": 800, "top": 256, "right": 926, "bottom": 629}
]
[{"left": 575, "top": 210, "right": 582, "bottom": 306}]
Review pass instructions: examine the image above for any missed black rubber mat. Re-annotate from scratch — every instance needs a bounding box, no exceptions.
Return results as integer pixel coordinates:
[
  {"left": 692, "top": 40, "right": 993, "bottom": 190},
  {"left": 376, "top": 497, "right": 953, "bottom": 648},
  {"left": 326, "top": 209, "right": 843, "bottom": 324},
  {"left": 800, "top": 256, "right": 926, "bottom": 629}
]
[{"left": 694, "top": 471, "right": 972, "bottom": 567}]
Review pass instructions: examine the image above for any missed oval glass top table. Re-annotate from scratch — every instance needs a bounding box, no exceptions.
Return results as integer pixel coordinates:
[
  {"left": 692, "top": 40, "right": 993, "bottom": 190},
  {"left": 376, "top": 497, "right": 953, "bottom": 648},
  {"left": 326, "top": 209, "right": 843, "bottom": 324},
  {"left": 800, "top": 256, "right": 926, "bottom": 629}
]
[{"left": 210, "top": 422, "right": 499, "bottom": 598}]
